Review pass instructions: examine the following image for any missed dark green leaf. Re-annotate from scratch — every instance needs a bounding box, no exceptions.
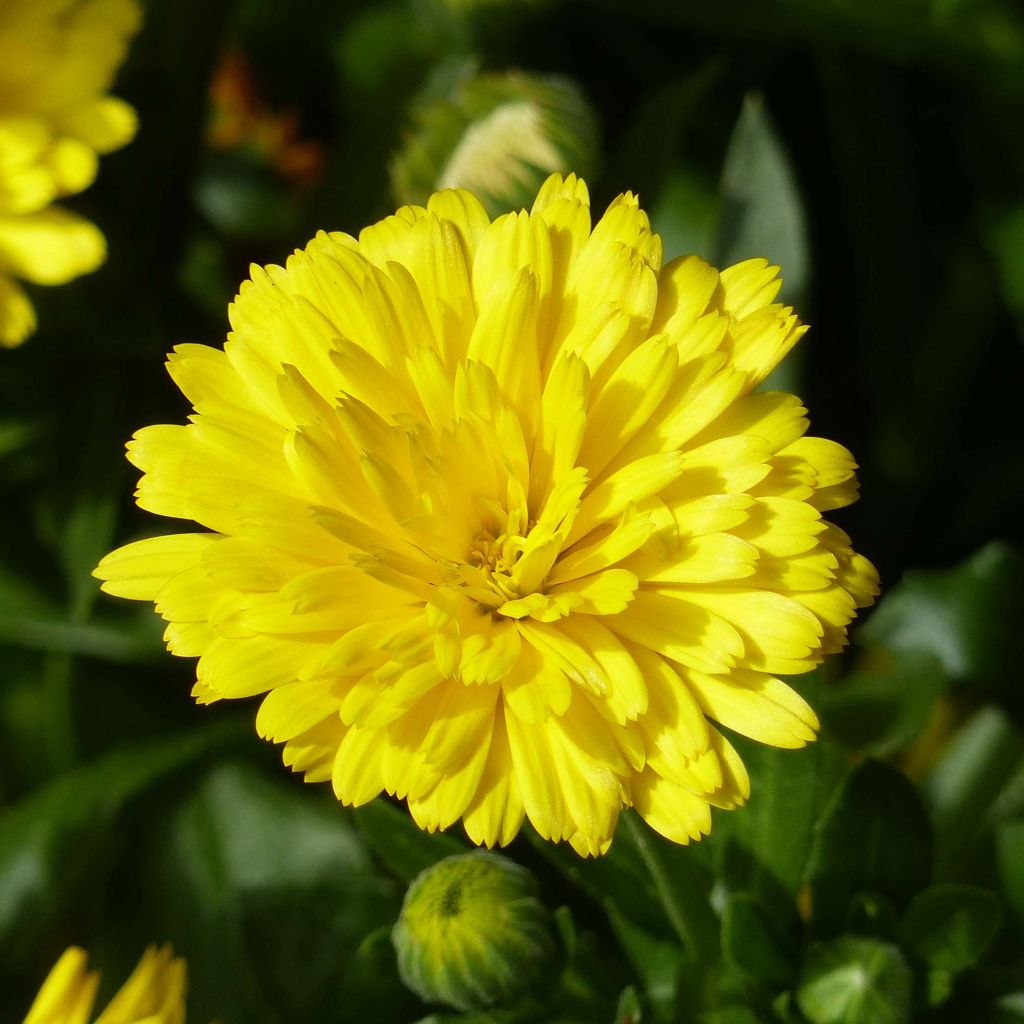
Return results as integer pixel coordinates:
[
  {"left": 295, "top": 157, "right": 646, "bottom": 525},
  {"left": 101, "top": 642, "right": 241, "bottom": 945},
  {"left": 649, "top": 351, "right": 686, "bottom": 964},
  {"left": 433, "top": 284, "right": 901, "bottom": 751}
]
[
  {"left": 525, "top": 823, "right": 667, "bottom": 937},
  {"left": 620, "top": 812, "right": 719, "bottom": 966},
  {"left": 57, "top": 488, "right": 118, "bottom": 622},
  {"left": 194, "top": 155, "right": 301, "bottom": 241},
  {"left": 707, "top": 721, "right": 846, "bottom": 925},
  {"left": 721, "top": 893, "right": 797, "bottom": 989},
  {"left": 649, "top": 166, "right": 719, "bottom": 264},
  {"left": 351, "top": 796, "right": 467, "bottom": 883},
  {"left": 151, "top": 762, "right": 409, "bottom": 1024},
  {"left": 996, "top": 819, "right": 1024, "bottom": 927},
  {"left": 0, "top": 609, "right": 163, "bottom": 662},
  {"left": 607, "top": 63, "right": 722, "bottom": 205},
  {"left": 797, "top": 937, "right": 912, "bottom": 1024},
  {"left": 926, "top": 707, "right": 1024, "bottom": 878},
  {"left": 0, "top": 724, "right": 236, "bottom": 965},
  {"left": 715, "top": 93, "right": 808, "bottom": 307},
  {"left": 988, "top": 203, "right": 1024, "bottom": 341},
  {"left": 858, "top": 543, "right": 1024, "bottom": 706},
  {"left": 899, "top": 884, "right": 1001, "bottom": 972},
  {"left": 606, "top": 902, "right": 683, "bottom": 1016},
  {"left": 0, "top": 420, "right": 40, "bottom": 459},
  {"left": 807, "top": 759, "right": 932, "bottom": 933},
  {"left": 819, "top": 650, "right": 946, "bottom": 756}
]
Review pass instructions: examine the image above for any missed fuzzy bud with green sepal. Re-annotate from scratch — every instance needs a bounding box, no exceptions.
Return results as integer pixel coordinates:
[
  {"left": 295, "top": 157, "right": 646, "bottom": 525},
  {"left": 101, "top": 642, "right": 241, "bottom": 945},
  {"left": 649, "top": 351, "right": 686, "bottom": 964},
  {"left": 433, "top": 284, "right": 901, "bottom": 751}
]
[
  {"left": 392, "top": 851, "right": 558, "bottom": 1011},
  {"left": 391, "top": 70, "right": 598, "bottom": 217}
]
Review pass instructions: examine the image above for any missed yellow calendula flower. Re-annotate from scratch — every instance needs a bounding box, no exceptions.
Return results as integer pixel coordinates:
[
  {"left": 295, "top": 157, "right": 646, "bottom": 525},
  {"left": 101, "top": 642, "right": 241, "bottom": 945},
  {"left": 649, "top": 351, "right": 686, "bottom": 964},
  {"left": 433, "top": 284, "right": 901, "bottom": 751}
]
[
  {"left": 22, "top": 945, "right": 185, "bottom": 1024},
  {"left": 96, "top": 174, "right": 878, "bottom": 856},
  {"left": 0, "top": 0, "right": 141, "bottom": 347}
]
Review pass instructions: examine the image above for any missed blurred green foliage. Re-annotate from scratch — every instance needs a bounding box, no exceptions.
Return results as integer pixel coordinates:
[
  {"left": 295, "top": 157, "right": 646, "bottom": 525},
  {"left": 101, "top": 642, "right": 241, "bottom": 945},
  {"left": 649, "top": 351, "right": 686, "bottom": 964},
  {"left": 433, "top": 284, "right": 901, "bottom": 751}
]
[{"left": 2, "top": 0, "right": 1024, "bottom": 1020}]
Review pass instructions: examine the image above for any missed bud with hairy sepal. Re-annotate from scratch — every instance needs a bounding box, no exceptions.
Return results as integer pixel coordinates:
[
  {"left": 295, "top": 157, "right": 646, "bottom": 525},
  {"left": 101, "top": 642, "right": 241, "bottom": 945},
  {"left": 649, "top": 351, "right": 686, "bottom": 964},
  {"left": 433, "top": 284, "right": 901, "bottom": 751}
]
[
  {"left": 391, "top": 70, "right": 598, "bottom": 217},
  {"left": 392, "top": 851, "right": 558, "bottom": 1011}
]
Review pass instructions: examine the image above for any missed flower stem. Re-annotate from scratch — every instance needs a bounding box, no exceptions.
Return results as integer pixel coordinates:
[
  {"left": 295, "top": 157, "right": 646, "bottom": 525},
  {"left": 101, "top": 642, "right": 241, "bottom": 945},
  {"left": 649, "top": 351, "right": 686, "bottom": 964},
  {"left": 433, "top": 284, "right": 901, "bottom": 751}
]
[{"left": 623, "top": 812, "right": 720, "bottom": 965}]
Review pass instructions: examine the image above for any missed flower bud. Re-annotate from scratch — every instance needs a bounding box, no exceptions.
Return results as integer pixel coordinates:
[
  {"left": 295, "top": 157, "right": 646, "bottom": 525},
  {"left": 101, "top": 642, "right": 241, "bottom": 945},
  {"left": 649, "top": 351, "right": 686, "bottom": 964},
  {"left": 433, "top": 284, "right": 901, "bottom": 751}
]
[
  {"left": 392, "top": 851, "right": 557, "bottom": 1011},
  {"left": 391, "top": 70, "right": 598, "bottom": 216}
]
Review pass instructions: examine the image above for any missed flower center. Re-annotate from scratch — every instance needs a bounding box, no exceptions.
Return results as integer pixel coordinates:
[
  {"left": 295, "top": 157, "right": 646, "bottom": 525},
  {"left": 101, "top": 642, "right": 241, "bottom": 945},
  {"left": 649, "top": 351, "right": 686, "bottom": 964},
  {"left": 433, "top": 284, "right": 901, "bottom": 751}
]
[{"left": 469, "top": 529, "right": 527, "bottom": 602}]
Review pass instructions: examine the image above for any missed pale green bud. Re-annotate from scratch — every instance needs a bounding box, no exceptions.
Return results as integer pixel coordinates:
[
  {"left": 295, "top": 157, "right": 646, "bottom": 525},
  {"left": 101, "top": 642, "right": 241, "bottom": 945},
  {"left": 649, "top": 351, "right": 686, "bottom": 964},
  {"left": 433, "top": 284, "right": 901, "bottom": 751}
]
[
  {"left": 392, "top": 851, "right": 558, "bottom": 1011},
  {"left": 391, "top": 71, "right": 598, "bottom": 217}
]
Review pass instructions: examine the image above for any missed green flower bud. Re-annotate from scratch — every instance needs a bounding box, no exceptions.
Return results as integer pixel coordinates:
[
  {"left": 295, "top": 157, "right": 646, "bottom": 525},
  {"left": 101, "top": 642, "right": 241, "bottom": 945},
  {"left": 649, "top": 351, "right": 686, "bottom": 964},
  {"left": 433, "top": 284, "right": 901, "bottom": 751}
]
[
  {"left": 391, "top": 70, "right": 599, "bottom": 217},
  {"left": 392, "top": 851, "right": 558, "bottom": 1011}
]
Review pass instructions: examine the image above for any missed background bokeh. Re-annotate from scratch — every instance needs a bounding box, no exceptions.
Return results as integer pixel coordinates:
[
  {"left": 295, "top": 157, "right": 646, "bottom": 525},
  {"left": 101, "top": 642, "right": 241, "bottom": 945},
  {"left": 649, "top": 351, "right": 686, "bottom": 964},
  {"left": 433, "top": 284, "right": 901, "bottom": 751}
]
[{"left": 2, "top": 0, "right": 1024, "bottom": 1021}]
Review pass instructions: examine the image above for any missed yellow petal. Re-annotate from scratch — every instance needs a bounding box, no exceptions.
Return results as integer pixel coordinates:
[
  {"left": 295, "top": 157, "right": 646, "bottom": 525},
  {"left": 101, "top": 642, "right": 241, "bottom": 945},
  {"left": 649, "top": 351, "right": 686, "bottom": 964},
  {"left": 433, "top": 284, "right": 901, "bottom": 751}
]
[
  {"left": 23, "top": 947, "right": 98, "bottom": 1024},
  {"left": 611, "top": 589, "right": 744, "bottom": 675},
  {"left": 462, "top": 705, "right": 525, "bottom": 847},
  {"left": 197, "top": 635, "right": 311, "bottom": 699},
  {"left": 0, "top": 272, "right": 36, "bottom": 346},
  {"left": 94, "top": 945, "right": 186, "bottom": 1024},
  {"left": 632, "top": 768, "right": 712, "bottom": 844},
  {"left": 683, "top": 667, "right": 818, "bottom": 748},
  {"left": 0, "top": 206, "right": 104, "bottom": 284},
  {"left": 58, "top": 96, "right": 138, "bottom": 153},
  {"left": 94, "top": 533, "right": 216, "bottom": 600}
]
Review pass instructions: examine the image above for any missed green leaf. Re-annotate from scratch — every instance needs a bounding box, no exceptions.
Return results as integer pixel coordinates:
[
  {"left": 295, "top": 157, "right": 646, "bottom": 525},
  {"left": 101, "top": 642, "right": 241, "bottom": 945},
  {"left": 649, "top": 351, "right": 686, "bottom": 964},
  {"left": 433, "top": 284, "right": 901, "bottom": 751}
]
[
  {"left": 993, "top": 992, "right": 1024, "bottom": 1022},
  {"left": 899, "top": 884, "right": 1001, "bottom": 972},
  {"left": 0, "top": 608, "right": 163, "bottom": 662},
  {"left": 336, "top": 1, "right": 441, "bottom": 97},
  {"left": 818, "top": 650, "right": 946, "bottom": 756},
  {"left": 706, "top": 721, "right": 847, "bottom": 924},
  {"left": 715, "top": 92, "right": 808, "bottom": 307},
  {"left": 620, "top": 812, "right": 719, "bottom": 966},
  {"left": 0, "top": 724, "right": 237, "bottom": 966},
  {"left": 926, "top": 706, "right": 1024, "bottom": 878},
  {"left": 351, "top": 796, "right": 467, "bottom": 883},
  {"left": 151, "top": 762, "right": 409, "bottom": 1024},
  {"left": 0, "top": 419, "right": 40, "bottom": 459},
  {"left": 721, "top": 892, "right": 797, "bottom": 990},
  {"left": 607, "top": 62, "right": 722, "bottom": 208},
  {"left": 0, "top": 564, "right": 162, "bottom": 663},
  {"left": 57, "top": 488, "right": 118, "bottom": 622},
  {"left": 807, "top": 759, "right": 932, "bottom": 934},
  {"left": 614, "top": 985, "right": 642, "bottom": 1023},
  {"left": 650, "top": 166, "right": 719, "bottom": 264},
  {"left": 858, "top": 543, "right": 1024, "bottom": 701},
  {"left": 525, "top": 823, "right": 667, "bottom": 937},
  {"left": 194, "top": 154, "right": 301, "bottom": 241},
  {"left": 605, "top": 902, "right": 684, "bottom": 1017},
  {"left": 996, "top": 819, "right": 1024, "bottom": 927},
  {"left": 796, "top": 937, "right": 912, "bottom": 1024},
  {"left": 988, "top": 202, "right": 1024, "bottom": 341}
]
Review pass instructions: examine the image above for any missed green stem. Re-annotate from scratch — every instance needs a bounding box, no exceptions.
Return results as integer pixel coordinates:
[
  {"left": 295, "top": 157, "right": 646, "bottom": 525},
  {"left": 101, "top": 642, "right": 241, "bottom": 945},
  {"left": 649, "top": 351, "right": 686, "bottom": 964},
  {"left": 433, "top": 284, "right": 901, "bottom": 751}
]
[
  {"left": 42, "top": 652, "right": 77, "bottom": 773},
  {"left": 623, "top": 812, "right": 720, "bottom": 965}
]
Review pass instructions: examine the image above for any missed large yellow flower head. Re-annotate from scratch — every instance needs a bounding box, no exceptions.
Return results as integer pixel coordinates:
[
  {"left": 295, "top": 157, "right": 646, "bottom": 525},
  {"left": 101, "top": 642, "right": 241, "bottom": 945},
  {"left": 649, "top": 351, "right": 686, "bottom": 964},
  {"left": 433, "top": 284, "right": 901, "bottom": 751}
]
[
  {"left": 22, "top": 945, "right": 185, "bottom": 1024},
  {"left": 96, "top": 174, "right": 878, "bottom": 856},
  {"left": 0, "top": 0, "right": 141, "bottom": 347}
]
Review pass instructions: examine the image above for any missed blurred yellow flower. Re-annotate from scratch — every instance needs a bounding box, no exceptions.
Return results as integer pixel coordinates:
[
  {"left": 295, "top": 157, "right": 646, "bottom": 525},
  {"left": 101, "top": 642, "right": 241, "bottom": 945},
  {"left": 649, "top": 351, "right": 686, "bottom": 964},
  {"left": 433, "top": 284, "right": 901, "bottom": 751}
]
[
  {"left": 22, "top": 945, "right": 185, "bottom": 1024},
  {"left": 0, "top": 0, "right": 141, "bottom": 347},
  {"left": 96, "top": 174, "right": 878, "bottom": 856}
]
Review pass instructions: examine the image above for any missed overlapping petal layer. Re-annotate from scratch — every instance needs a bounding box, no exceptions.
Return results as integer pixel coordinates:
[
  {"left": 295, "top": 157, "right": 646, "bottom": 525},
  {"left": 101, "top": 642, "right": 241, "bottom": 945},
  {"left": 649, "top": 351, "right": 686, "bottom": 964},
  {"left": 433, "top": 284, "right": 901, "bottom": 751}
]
[
  {"left": 0, "top": 0, "right": 140, "bottom": 346},
  {"left": 96, "top": 174, "right": 878, "bottom": 855}
]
